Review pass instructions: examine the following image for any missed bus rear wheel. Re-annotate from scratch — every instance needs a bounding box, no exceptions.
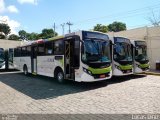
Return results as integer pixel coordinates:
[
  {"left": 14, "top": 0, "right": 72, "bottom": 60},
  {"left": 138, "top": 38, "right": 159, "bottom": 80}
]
[
  {"left": 55, "top": 70, "right": 65, "bottom": 83},
  {"left": 23, "top": 65, "right": 28, "bottom": 75}
]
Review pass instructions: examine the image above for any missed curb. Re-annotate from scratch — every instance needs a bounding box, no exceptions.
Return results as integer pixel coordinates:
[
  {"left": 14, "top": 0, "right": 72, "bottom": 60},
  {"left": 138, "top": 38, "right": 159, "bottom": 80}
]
[{"left": 143, "top": 72, "right": 160, "bottom": 76}]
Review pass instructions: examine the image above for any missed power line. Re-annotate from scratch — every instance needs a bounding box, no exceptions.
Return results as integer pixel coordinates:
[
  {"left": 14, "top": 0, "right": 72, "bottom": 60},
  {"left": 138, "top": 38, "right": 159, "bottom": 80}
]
[
  {"left": 73, "top": 3, "right": 160, "bottom": 25},
  {"left": 54, "top": 3, "right": 160, "bottom": 34}
]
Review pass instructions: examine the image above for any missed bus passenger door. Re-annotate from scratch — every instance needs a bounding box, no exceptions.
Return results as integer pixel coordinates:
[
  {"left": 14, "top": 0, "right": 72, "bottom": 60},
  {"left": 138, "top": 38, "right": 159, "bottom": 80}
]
[
  {"left": 64, "top": 36, "right": 80, "bottom": 80},
  {"left": 31, "top": 46, "right": 37, "bottom": 74}
]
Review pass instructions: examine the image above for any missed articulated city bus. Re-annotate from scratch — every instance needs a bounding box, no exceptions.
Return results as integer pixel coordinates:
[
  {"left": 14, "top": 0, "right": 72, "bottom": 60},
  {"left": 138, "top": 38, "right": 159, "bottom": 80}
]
[
  {"left": 110, "top": 37, "right": 133, "bottom": 76},
  {"left": 131, "top": 40, "right": 150, "bottom": 73},
  {"left": 13, "top": 31, "right": 112, "bottom": 83},
  {"left": 0, "top": 48, "right": 5, "bottom": 69}
]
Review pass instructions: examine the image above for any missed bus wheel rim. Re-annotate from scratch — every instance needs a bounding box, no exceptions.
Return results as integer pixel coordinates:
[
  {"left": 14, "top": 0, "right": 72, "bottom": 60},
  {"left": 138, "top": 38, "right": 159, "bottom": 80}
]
[{"left": 58, "top": 72, "right": 63, "bottom": 81}]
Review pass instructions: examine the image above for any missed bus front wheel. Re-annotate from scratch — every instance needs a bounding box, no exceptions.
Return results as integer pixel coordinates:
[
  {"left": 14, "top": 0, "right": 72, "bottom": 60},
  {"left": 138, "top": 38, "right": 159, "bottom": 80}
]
[{"left": 55, "top": 70, "right": 65, "bottom": 83}]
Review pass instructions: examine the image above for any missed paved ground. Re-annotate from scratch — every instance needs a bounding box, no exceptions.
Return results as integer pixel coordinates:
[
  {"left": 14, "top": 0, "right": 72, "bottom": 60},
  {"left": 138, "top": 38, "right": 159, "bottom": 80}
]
[{"left": 0, "top": 72, "right": 160, "bottom": 115}]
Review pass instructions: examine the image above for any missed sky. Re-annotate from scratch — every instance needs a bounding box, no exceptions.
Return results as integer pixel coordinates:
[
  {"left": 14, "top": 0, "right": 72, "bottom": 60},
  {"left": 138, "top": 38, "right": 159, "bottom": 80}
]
[{"left": 0, "top": 0, "right": 160, "bottom": 35}]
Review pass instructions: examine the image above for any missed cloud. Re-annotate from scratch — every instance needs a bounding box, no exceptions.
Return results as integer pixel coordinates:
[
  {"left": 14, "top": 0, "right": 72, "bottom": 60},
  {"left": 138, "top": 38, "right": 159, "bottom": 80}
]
[
  {"left": 0, "top": 0, "right": 6, "bottom": 13},
  {"left": 7, "top": 5, "right": 19, "bottom": 13},
  {"left": 0, "top": 0, "right": 19, "bottom": 13},
  {"left": 0, "top": 16, "right": 21, "bottom": 35},
  {"left": 17, "top": 0, "right": 38, "bottom": 5}
]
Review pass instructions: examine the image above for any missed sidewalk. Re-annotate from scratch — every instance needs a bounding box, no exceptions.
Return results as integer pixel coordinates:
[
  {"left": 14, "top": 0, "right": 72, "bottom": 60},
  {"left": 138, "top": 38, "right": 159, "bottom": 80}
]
[{"left": 144, "top": 69, "right": 160, "bottom": 76}]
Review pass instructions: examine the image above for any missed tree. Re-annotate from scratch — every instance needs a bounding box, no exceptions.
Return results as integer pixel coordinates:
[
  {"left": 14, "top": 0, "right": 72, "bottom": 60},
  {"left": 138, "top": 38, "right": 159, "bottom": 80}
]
[
  {"left": 148, "top": 11, "right": 160, "bottom": 26},
  {"left": 108, "top": 21, "right": 126, "bottom": 32},
  {"left": 26, "top": 32, "right": 39, "bottom": 40},
  {"left": 18, "top": 30, "right": 27, "bottom": 39},
  {"left": 40, "top": 28, "right": 58, "bottom": 39},
  {"left": 93, "top": 24, "right": 108, "bottom": 33},
  {"left": 0, "top": 23, "right": 11, "bottom": 37},
  {"left": 0, "top": 34, "right": 5, "bottom": 39},
  {"left": 8, "top": 34, "right": 19, "bottom": 40},
  {"left": 18, "top": 28, "right": 58, "bottom": 40}
]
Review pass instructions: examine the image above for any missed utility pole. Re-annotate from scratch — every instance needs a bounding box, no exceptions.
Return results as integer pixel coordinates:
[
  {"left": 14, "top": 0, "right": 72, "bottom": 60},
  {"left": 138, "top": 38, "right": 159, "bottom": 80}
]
[
  {"left": 61, "top": 23, "right": 65, "bottom": 35},
  {"left": 66, "top": 22, "right": 73, "bottom": 33},
  {"left": 53, "top": 22, "right": 56, "bottom": 37}
]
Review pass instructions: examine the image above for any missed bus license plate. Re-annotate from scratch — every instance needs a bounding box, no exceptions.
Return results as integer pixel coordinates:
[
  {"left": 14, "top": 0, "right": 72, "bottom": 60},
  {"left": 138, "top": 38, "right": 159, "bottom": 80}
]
[
  {"left": 100, "top": 74, "right": 105, "bottom": 78},
  {"left": 126, "top": 70, "right": 130, "bottom": 73}
]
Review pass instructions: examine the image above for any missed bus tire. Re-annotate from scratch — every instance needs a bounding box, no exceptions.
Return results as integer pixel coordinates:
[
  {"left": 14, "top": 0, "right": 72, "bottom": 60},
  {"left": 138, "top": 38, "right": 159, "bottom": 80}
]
[
  {"left": 23, "top": 65, "right": 28, "bottom": 75},
  {"left": 55, "top": 69, "right": 65, "bottom": 83}
]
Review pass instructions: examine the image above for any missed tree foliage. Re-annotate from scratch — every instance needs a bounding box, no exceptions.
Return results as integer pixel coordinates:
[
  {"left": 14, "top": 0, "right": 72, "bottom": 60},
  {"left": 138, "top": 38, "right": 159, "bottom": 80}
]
[
  {"left": 27, "top": 32, "right": 39, "bottom": 40},
  {"left": 0, "top": 34, "right": 5, "bottom": 39},
  {"left": 108, "top": 21, "right": 126, "bottom": 32},
  {"left": 18, "top": 28, "right": 58, "bottom": 41},
  {"left": 8, "top": 34, "right": 19, "bottom": 40},
  {"left": 0, "top": 23, "right": 11, "bottom": 37},
  {"left": 148, "top": 11, "right": 160, "bottom": 26},
  {"left": 40, "top": 28, "right": 58, "bottom": 39},
  {"left": 18, "top": 30, "right": 27, "bottom": 39},
  {"left": 93, "top": 24, "right": 108, "bottom": 33}
]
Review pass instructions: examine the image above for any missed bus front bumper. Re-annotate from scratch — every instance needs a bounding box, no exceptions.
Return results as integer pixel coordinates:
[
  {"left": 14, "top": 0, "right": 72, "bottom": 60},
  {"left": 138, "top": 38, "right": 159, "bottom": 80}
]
[{"left": 76, "top": 72, "right": 112, "bottom": 82}]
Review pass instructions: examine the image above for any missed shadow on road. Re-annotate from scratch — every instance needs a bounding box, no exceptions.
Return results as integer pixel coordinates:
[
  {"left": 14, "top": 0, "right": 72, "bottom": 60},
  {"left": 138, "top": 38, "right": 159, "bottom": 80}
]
[
  {"left": 0, "top": 69, "right": 19, "bottom": 72},
  {"left": 0, "top": 72, "right": 146, "bottom": 100}
]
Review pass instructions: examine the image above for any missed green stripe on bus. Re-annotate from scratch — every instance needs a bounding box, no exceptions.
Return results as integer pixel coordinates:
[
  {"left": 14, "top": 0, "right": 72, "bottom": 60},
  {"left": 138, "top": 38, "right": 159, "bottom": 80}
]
[
  {"left": 119, "top": 65, "right": 132, "bottom": 70},
  {"left": 32, "top": 72, "right": 37, "bottom": 75},
  {"left": 59, "top": 58, "right": 64, "bottom": 66},
  {"left": 48, "top": 36, "right": 64, "bottom": 41},
  {"left": 88, "top": 66, "right": 111, "bottom": 74},
  {"left": 140, "top": 63, "right": 149, "bottom": 68}
]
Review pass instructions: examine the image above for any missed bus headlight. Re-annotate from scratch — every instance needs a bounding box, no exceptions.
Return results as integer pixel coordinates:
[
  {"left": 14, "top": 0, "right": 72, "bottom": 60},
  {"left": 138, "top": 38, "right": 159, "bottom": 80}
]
[
  {"left": 0, "top": 62, "right": 5, "bottom": 68},
  {"left": 83, "top": 68, "right": 92, "bottom": 75},
  {"left": 115, "top": 65, "right": 121, "bottom": 70}
]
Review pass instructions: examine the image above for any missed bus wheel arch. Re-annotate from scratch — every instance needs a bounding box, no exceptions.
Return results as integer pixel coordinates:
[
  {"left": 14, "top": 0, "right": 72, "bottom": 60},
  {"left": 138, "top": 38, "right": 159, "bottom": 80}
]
[
  {"left": 23, "top": 64, "right": 28, "bottom": 75},
  {"left": 54, "top": 67, "right": 65, "bottom": 83}
]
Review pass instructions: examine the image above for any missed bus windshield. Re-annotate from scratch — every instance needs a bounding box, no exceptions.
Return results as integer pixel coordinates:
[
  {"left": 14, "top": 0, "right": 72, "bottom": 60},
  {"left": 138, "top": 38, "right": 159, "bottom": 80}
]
[
  {"left": 135, "top": 45, "right": 148, "bottom": 61},
  {"left": 82, "top": 39, "right": 111, "bottom": 63},
  {"left": 114, "top": 42, "right": 132, "bottom": 61}
]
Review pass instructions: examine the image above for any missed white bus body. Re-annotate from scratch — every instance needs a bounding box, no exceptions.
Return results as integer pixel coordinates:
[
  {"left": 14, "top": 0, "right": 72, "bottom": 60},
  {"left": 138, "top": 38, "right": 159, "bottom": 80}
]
[
  {"left": 13, "top": 31, "right": 112, "bottom": 82},
  {"left": 131, "top": 40, "right": 150, "bottom": 73},
  {"left": 110, "top": 37, "right": 133, "bottom": 76}
]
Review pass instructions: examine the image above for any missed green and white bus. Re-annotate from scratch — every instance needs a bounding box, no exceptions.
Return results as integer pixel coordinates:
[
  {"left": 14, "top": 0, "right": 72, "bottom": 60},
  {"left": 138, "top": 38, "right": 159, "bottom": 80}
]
[
  {"left": 131, "top": 40, "right": 150, "bottom": 73},
  {"left": 13, "top": 31, "right": 112, "bottom": 82},
  {"left": 110, "top": 37, "right": 133, "bottom": 76}
]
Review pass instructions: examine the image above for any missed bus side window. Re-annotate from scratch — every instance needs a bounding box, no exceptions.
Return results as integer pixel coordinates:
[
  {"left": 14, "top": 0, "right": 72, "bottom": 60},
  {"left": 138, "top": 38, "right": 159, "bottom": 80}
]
[
  {"left": 38, "top": 43, "right": 45, "bottom": 56},
  {"left": 14, "top": 48, "right": 17, "bottom": 57},
  {"left": 18, "top": 48, "right": 21, "bottom": 57},
  {"left": 26, "top": 46, "right": 31, "bottom": 56},
  {"left": 45, "top": 42, "right": 53, "bottom": 55},
  {"left": 21, "top": 47, "right": 26, "bottom": 57},
  {"left": 54, "top": 40, "right": 64, "bottom": 55}
]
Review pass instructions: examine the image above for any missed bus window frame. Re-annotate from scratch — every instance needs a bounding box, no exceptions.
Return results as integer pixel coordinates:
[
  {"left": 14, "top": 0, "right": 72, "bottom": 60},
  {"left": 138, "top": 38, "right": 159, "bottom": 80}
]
[{"left": 37, "top": 43, "right": 45, "bottom": 56}]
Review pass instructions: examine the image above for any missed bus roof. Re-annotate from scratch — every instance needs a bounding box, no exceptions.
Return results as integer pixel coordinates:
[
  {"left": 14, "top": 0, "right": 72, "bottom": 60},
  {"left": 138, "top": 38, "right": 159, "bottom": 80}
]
[{"left": 16, "top": 30, "right": 109, "bottom": 48}]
